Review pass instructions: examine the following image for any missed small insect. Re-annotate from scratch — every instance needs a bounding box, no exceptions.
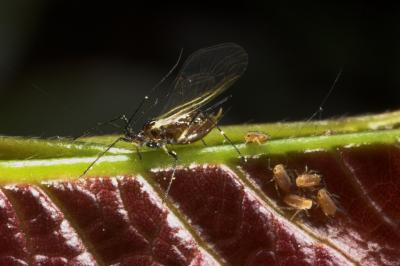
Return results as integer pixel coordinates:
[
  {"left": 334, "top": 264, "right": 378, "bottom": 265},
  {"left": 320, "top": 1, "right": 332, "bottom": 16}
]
[
  {"left": 80, "top": 43, "right": 248, "bottom": 198},
  {"left": 323, "top": 129, "right": 336, "bottom": 136},
  {"left": 295, "top": 172, "right": 322, "bottom": 189},
  {"left": 317, "top": 188, "right": 337, "bottom": 217},
  {"left": 283, "top": 194, "right": 313, "bottom": 220},
  {"left": 271, "top": 164, "right": 292, "bottom": 194},
  {"left": 244, "top": 131, "right": 269, "bottom": 144}
]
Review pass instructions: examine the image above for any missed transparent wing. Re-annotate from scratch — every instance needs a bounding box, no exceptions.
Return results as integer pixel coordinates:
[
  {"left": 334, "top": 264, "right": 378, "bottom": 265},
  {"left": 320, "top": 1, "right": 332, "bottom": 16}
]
[{"left": 156, "top": 43, "right": 248, "bottom": 121}]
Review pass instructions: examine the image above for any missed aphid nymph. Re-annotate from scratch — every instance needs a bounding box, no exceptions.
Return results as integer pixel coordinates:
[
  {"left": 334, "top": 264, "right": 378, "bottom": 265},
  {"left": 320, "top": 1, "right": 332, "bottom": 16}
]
[
  {"left": 317, "top": 188, "right": 337, "bottom": 217},
  {"left": 244, "top": 131, "right": 269, "bottom": 144},
  {"left": 271, "top": 163, "right": 292, "bottom": 194},
  {"left": 283, "top": 194, "right": 313, "bottom": 220},
  {"left": 295, "top": 165, "right": 322, "bottom": 189},
  {"left": 295, "top": 172, "right": 322, "bottom": 189},
  {"left": 80, "top": 43, "right": 248, "bottom": 198}
]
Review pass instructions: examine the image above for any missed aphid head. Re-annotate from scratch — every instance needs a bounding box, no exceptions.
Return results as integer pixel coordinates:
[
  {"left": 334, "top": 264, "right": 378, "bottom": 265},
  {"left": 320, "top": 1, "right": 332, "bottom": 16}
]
[
  {"left": 273, "top": 164, "right": 285, "bottom": 175},
  {"left": 129, "top": 132, "right": 144, "bottom": 146}
]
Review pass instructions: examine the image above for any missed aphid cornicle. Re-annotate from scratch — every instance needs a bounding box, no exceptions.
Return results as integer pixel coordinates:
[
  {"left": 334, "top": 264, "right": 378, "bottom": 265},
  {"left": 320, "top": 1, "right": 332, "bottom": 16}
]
[
  {"left": 244, "top": 131, "right": 269, "bottom": 144},
  {"left": 283, "top": 194, "right": 313, "bottom": 220},
  {"left": 317, "top": 188, "right": 337, "bottom": 217},
  {"left": 80, "top": 43, "right": 248, "bottom": 197},
  {"left": 271, "top": 164, "right": 292, "bottom": 194}
]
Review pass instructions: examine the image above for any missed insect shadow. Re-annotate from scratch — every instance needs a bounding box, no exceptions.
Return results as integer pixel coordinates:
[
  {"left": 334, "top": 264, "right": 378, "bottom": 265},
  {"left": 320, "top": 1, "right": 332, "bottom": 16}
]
[{"left": 78, "top": 43, "right": 249, "bottom": 199}]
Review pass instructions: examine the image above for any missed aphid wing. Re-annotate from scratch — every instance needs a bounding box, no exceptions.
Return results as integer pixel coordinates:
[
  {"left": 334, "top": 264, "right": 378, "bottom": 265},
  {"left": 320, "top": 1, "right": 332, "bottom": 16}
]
[{"left": 157, "top": 43, "right": 248, "bottom": 120}]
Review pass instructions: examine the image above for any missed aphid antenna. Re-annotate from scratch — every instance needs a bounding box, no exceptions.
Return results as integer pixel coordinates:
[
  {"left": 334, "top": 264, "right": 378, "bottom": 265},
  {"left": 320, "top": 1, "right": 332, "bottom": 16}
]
[
  {"left": 77, "top": 49, "right": 184, "bottom": 177},
  {"left": 31, "top": 83, "right": 130, "bottom": 140},
  {"left": 303, "top": 165, "right": 317, "bottom": 175},
  {"left": 75, "top": 49, "right": 184, "bottom": 141},
  {"left": 30, "top": 83, "right": 99, "bottom": 140},
  {"left": 306, "top": 68, "right": 343, "bottom": 122},
  {"left": 74, "top": 114, "right": 130, "bottom": 140},
  {"left": 125, "top": 48, "right": 184, "bottom": 132}
]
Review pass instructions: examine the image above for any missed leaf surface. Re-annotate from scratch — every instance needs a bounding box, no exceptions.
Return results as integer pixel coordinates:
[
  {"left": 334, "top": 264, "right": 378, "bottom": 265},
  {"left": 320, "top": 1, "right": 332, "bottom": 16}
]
[{"left": 1, "top": 111, "right": 400, "bottom": 265}]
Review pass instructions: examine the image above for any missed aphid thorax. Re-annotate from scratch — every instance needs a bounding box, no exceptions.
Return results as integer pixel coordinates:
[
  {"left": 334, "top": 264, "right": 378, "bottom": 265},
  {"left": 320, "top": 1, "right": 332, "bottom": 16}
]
[
  {"left": 244, "top": 131, "right": 269, "bottom": 144},
  {"left": 283, "top": 194, "right": 313, "bottom": 220}
]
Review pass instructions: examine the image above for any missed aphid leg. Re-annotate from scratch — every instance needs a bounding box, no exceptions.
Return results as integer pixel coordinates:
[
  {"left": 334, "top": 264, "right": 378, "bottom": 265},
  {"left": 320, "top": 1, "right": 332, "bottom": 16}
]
[
  {"left": 266, "top": 160, "right": 274, "bottom": 183},
  {"left": 267, "top": 158, "right": 272, "bottom": 171},
  {"left": 290, "top": 209, "right": 301, "bottom": 221},
  {"left": 215, "top": 124, "right": 246, "bottom": 162},
  {"left": 79, "top": 136, "right": 130, "bottom": 178},
  {"left": 162, "top": 146, "right": 178, "bottom": 201},
  {"left": 273, "top": 183, "right": 281, "bottom": 197},
  {"left": 201, "top": 139, "right": 208, "bottom": 146},
  {"left": 135, "top": 145, "right": 142, "bottom": 160},
  {"left": 266, "top": 159, "right": 279, "bottom": 193}
]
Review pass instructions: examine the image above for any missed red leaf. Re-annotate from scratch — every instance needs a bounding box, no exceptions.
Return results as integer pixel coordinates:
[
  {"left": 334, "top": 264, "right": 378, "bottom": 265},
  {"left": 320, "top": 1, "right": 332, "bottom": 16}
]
[{"left": 1, "top": 144, "right": 400, "bottom": 265}]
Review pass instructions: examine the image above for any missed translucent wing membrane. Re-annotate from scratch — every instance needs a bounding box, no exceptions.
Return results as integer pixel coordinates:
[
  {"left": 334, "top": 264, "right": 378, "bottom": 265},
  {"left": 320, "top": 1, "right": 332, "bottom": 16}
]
[{"left": 157, "top": 43, "right": 248, "bottom": 121}]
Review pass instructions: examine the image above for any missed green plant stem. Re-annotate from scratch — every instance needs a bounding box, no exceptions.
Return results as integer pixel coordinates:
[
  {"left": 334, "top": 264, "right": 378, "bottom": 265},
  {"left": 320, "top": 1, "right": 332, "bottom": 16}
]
[
  {"left": 2, "top": 110, "right": 400, "bottom": 161},
  {"left": 1, "top": 128, "right": 399, "bottom": 182}
]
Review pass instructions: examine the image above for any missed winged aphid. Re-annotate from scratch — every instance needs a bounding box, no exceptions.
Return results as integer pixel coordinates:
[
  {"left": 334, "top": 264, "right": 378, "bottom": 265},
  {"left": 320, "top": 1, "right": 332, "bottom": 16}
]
[{"left": 80, "top": 43, "right": 249, "bottom": 198}]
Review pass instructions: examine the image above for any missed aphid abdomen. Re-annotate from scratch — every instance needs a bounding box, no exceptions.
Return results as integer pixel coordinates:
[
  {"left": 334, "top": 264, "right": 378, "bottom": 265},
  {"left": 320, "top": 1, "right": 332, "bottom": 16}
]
[
  {"left": 295, "top": 173, "right": 321, "bottom": 188},
  {"left": 272, "top": 164, "right": 292, "bottom": 194},
  {"left": 178, "top": 109, "right": 223, "bottom": 144},
  {"left": 317, "top": 188, "right": 337, "bottom": 217}
]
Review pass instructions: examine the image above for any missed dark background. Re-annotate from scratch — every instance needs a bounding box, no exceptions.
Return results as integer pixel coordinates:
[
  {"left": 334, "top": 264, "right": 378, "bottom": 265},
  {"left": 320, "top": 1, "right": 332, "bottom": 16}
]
[{"left": 0, "top": 2, "right": 399, "bottom": 137}]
